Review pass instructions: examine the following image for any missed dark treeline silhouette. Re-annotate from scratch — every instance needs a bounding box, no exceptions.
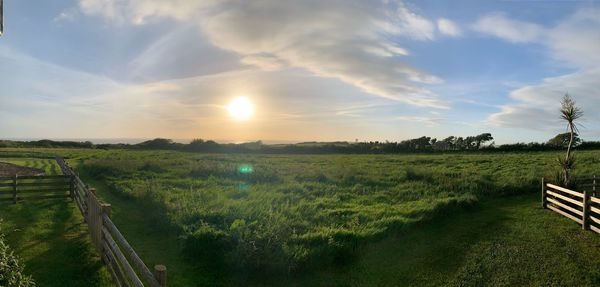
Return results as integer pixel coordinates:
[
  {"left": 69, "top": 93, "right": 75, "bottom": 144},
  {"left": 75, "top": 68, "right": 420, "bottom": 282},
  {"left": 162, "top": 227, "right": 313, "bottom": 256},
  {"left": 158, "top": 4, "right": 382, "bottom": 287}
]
[
  {"left": 1, "top": 132, "right": 600, "bottom": 154},
  {"left": 0, "top": 139, "right": 94, "bottom": 149}
]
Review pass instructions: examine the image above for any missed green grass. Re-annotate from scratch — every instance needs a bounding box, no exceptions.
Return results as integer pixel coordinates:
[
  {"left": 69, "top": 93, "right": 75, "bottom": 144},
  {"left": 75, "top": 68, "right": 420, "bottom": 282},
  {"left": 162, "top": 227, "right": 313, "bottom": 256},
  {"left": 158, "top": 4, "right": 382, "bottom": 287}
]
[
  {"left": 0, "top": 198, "right": 112, "bottom": 286},
  {"left": 0, "top": 157, "right": 61, "bottom": 175},
  {"left": 2, "top": 149, "right": 600, "bottom": 286},
  {"left": 283, "top": 193, "right": 600, "bottom": 286},
  {"left": 0, "top": 156, "right": 111, "bottom": 287},
  {"left": 68, "top": 150, "right": 565, "bottom": 276}
]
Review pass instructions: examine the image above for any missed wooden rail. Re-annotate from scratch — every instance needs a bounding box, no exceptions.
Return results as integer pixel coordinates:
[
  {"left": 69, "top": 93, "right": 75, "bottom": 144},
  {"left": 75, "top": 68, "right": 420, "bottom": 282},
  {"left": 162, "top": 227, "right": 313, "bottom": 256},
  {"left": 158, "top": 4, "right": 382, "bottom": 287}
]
[
  {"left": 56, "top": 157, "right": 167, "bottom": 287},
  {"left": 542, "top": 177, "right": 600, "bottom": 233},
  {"left": 0, "top": 174, "right": 72, "bottom": 203},
  {"left": 575, "top": 175, "right": 597, "bottom": 196}
]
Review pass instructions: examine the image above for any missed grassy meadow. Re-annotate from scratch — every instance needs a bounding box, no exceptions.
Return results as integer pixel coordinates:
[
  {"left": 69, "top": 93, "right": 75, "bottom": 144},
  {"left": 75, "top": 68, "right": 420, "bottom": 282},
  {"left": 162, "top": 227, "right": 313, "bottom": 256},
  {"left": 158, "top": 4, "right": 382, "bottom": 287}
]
[{"left": 1, "top": 148, "right": 600, "bottom": 286}]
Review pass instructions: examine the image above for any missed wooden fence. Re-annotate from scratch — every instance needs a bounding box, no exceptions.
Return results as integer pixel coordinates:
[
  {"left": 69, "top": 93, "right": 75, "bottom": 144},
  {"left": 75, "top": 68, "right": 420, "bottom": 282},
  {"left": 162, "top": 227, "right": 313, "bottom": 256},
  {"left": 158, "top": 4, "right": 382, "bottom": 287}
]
[
  {"left": 0, "top": 174, "right": 73, "bottom": 203},
  {"left": 56, "top": 157, "right": 167, "bottom": 287},
  {"left": 542, "top": 177, "right": 600, "bottom": 234}
]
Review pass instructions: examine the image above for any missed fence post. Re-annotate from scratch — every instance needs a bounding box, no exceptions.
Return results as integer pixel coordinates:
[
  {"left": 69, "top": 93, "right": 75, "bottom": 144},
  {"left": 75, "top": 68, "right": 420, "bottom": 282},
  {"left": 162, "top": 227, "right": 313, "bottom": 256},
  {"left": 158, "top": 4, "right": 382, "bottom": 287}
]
[
  {"left": 101, "top": 204, "right": 112, "bottom": 255},
  {"left": 154, "top": 265, "right": 167, "bottom": 287},
  {"left": 593, "top": 175, "right": 597, "bottom": 197},
  {"left": 541, "top": 177, "right": 547, "bottom": 209},
  {"left": 12, "top": 174, "right": 17, "bottom": 204},
  {"left": 583, "top": 190, "right": 590, "bottom": 230},
  {"left": 101, "top": 204, "right": 111, "bottom": 218},
  {"left": 87, "top": 187, "right": 102, "bottom": 251}
]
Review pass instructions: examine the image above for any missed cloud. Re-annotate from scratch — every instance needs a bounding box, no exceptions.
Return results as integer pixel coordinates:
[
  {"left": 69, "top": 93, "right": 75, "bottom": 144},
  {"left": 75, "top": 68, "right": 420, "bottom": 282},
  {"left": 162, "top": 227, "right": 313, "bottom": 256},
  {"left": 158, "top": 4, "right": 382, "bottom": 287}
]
[
  {"left": 2, "top": 45, "right": 432, "bottom": 141},
  {"left": 472, "top": 12, "right": 544, "bottom": 43},
  {"left": 77, "top": 0, "right": 222, "bottom": 24},
  {"left": 437, "top": 18, "right": 462, "bottom": 37},
  {"left": 240, "top": 55, "right": 286, "bottom": 71},
  {"left": 396, "top": 116, "right": 444, "bottom": 127},
  {"left": 548, "top": 9, "right": 600, "bottom": 68},
  {"left": 473, "top": 9, "right": 600, "bottom": 67},
  {"left": 478, "top": 9, "right": 600, "bottom": 136},
  {"left": 488, "top": 68, "right": 600, "bottom": 135},
  {"left": 76, "top": 0, "right": 452, "bottom": 108}
]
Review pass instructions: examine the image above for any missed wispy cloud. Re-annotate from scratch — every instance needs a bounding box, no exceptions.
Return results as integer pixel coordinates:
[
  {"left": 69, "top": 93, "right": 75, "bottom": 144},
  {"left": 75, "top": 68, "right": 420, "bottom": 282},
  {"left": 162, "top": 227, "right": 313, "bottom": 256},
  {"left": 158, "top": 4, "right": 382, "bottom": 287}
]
[
  {"left": 472, "top": 12, "right": 544, "bottom": 43},
  {"left": 475, "top": 8, "right": 600, "bottom": 137},
  {"left": 396, "top": 116, "right": 445, "bottom": 127},
  {"left": 75, "top": 0, "right": 458, "bottom": 108},
  {"left": 437, "top": 18, "right": 462, "bottom": 37}
]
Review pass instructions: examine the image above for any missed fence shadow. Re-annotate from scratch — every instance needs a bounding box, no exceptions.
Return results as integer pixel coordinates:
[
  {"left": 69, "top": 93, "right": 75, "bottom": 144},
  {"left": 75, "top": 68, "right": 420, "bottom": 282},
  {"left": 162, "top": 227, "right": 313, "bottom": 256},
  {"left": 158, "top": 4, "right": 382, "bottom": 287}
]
[{"left": 0, "top": 198, "right": 110, "bottom": 287}]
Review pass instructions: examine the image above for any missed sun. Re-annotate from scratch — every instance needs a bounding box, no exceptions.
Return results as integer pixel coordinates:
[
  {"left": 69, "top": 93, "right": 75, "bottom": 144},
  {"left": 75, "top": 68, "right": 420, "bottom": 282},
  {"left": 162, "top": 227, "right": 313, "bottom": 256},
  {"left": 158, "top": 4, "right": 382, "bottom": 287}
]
[{"left": 227, "top": 96, "right": 254, "bottom": 120}]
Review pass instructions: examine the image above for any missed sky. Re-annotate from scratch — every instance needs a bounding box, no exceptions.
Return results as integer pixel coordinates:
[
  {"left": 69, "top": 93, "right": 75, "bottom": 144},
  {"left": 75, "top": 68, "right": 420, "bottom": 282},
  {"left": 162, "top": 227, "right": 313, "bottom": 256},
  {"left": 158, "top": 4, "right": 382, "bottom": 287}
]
[{"left": 0, "top": 0, "right": 599, "bottom": 144}]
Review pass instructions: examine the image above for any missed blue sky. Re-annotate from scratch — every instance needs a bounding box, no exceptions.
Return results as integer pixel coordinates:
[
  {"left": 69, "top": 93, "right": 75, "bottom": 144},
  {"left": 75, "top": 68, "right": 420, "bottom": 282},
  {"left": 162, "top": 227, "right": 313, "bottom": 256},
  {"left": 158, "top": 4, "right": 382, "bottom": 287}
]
[{"left": 1, "top": 0, "right": 599, "bottom": 144}]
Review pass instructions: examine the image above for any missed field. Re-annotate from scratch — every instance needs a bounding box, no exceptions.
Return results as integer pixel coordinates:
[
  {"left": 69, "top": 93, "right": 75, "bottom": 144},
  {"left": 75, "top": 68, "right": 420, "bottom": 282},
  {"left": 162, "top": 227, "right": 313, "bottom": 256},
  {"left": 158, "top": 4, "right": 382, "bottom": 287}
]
[
  {"left": 1, "top": 148, "right": 600, "bottom": 286},
  {"left": 0, "top": 154, "right": 111, "bottom": 286}
]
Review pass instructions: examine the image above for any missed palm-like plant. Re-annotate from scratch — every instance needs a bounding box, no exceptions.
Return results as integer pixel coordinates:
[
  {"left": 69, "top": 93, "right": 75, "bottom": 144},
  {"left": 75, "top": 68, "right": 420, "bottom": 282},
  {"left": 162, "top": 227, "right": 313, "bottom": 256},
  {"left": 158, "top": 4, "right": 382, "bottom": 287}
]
[{"left": 558, "top": 94, "right": 583, "bottom": 187}]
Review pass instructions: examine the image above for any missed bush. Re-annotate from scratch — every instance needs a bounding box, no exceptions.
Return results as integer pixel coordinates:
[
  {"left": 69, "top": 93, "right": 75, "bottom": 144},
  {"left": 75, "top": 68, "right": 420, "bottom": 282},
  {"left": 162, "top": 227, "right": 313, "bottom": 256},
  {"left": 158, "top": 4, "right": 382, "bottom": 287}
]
[
  {"left": 0, "top": 227, "right": 35, "bottom": 287},
  {"left": 183, "top": 225, "right": 231, "bottom": 267}
]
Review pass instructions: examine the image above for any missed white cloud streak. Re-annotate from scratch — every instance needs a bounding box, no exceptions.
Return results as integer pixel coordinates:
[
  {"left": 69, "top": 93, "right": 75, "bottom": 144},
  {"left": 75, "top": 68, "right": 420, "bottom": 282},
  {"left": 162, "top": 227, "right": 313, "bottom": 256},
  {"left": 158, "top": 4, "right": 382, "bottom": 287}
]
[
  {"left": 437, "top": 18, "right": 462, "bottom": 37},
  {"left": 475, "top": 9, "right": 600, "bottom": 137},
  {"left": 472, "top": 12, "right": 545, "bottom": 43},
  {"left": 75, "top": 0, "right": 455, "bottom": 108}
]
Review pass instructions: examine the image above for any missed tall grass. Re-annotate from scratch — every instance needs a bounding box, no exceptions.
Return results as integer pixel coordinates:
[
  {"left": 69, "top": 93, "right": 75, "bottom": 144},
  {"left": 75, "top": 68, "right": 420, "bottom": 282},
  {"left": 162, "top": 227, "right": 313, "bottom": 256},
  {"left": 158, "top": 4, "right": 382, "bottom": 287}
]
[{"left": 57, "top": 150, "right": 588, "bottom": 274}]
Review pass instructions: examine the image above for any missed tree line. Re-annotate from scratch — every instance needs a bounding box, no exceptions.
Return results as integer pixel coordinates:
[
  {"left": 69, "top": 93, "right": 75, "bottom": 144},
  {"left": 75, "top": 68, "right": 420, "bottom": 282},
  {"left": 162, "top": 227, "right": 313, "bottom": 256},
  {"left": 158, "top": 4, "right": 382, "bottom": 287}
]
[{"left": 0, "top": 132, "right": 598, "bottom": 154}]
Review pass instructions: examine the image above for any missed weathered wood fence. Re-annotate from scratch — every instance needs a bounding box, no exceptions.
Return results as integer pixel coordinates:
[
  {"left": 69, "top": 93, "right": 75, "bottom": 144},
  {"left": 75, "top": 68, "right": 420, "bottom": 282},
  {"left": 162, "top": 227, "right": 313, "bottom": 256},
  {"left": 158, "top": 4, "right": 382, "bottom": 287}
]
[
  {"left": 0, "top": 174, "right": 73, "bottom": 203},
  {"left": 542, "top": 177, "right": 600, "bottom": 234},
  {"left": 56, "top": 157, "right": 167, "bottom": 287}
]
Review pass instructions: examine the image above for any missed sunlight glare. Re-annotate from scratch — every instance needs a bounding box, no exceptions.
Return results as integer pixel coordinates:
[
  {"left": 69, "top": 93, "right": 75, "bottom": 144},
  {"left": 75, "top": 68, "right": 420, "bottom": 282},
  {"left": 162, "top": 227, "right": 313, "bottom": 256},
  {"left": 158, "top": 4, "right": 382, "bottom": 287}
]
[{"left": 227, "top": 96, "right": 254, "bottom": 121}]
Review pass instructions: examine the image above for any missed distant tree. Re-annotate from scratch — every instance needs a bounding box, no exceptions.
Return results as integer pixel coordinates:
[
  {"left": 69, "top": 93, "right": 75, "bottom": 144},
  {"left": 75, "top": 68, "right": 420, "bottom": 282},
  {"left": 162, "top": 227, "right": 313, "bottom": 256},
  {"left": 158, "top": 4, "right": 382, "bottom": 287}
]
[
  {"left": 455, "top": 137, "right": 465, "bottom": 150},
  {"left": 547, "top": 132, "right": 581, "bottom": 148},
  {"left": 474, "top": 133, "right": 494, "bottom": 149},
  {"left": 557, "top": 94, "right": 583, "bottom": 187},
  {"left": 137, "top": 138, "right": 174, "bottom": 149},
  {"left": 442, "top": 136, "right": 455, "bottom": 150}
]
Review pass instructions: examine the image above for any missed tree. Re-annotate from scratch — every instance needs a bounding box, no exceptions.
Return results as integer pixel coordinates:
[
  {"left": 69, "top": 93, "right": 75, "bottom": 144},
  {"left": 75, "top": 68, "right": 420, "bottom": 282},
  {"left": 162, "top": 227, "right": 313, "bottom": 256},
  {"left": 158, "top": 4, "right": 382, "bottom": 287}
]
[
  {"left": 547, "top": 132, "right": 581, "bottom": 148},
  {"left": 474, "top": 133, "right": 494, "bottom": 149},
  {"left": 557, "top": 94, "right": 583, "bottom": 187},
  {"left": 442, "top": 136, "right": 455, "bottom": 150}
]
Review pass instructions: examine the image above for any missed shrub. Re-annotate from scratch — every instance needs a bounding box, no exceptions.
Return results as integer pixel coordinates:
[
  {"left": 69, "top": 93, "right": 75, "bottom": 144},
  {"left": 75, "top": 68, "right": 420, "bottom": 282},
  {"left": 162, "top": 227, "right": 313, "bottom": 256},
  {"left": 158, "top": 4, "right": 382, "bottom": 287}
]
[
  {"left": 183, "top": 224, "right": 231, "bottom": 268},
  {"left": 0, "top": 227, "right": 35, "bottom": 287}
]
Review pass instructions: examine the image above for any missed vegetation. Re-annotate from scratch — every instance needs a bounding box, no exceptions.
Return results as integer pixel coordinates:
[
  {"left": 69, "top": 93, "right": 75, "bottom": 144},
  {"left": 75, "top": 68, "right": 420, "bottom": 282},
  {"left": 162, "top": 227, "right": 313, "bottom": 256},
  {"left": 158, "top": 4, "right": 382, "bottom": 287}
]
[
  {"left": 0, "top": 226, "right": 35, "bottom": 287},
  {"left": 558, "top": 94, "right": 584, "bottom": 187},
  {"left": 3, "top": 131, "right": 600, "bottom": 154},
  {"left": 547, "top": 132, "right": 581, "bottom": 148},
  {"left": 23, "top": 148, "right": 583, "bottom": 283},
  {"left": 0, "top": 157, "right": 111, "bottom": 287},
  {"left": 2, "top": 149, "right": 600, "bottom": 286},
  {"left": 286, "top": 194, "right": 600, "bottom": 286}
]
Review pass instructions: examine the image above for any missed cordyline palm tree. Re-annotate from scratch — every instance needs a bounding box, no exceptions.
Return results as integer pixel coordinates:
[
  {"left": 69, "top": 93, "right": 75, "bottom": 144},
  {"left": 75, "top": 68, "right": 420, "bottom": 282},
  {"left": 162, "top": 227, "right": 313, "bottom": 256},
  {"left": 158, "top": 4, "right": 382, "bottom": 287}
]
[{"left": 558, "top": 94, "right": 583, "bottom": 187}]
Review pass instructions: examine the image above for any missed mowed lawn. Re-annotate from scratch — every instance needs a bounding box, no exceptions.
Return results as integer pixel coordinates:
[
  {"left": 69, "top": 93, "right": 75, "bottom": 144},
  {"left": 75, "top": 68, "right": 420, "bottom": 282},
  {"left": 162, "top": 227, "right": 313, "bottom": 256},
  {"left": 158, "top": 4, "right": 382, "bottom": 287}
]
[
  {"left": 0, "top": 199, "right": 112, "bottom": 287},
  {"left": 0, "top": 156, "right": 111, "bottom": 287}
]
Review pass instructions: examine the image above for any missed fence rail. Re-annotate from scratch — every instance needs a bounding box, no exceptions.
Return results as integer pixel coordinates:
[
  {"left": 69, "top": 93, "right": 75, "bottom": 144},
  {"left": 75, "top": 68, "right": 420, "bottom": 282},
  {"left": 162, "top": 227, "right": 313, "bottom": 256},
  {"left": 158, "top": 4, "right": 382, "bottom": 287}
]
[
  {"left": 542, "top": 177, "right": 600, "bottom": 233},
  {"left": 55, "top": 157, "right": 167, "bottom": 287},
  {"left": 0, "top": 174, "right": 72, "bottom": 203}
]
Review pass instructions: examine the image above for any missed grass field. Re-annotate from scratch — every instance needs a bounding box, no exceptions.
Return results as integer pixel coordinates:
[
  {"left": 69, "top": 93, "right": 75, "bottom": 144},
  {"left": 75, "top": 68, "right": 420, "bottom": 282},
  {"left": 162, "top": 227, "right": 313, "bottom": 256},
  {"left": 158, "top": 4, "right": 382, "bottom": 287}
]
[
  {"left": 0, "top": 154, "right": 111, "bottom": 286},
  {"left": 1, "top": 149, "right": 600, "bottom": 286}
]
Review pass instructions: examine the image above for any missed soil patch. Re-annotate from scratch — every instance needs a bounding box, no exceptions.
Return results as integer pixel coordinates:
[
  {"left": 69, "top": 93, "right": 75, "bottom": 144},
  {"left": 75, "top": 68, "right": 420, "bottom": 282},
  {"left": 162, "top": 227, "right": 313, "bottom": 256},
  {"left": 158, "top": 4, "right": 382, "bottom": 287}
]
[{"left": 0, "top": 162, "right": 46, "bottom": 177}]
